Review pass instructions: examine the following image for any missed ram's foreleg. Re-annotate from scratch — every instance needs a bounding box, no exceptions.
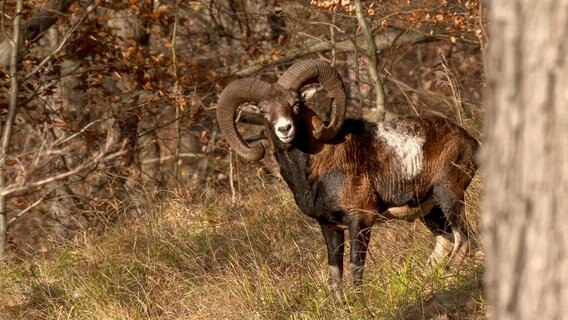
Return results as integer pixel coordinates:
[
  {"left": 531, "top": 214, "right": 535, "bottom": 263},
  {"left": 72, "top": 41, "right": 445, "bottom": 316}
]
[
  {"left": 347, "top": 215, "right": 372, "bottom": 286},
  {"left": 321, "top": 224, "right": 345, "bottom": 300}
]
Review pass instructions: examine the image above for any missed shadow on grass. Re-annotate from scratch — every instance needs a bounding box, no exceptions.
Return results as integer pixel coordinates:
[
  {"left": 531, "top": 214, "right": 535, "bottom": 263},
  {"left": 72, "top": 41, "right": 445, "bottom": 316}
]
[
  {"left": 1, "top": 281, "right": 67, "bottom": 320},
  {"left": 398, "top": 264, "right": 486, "bottom": 320}
]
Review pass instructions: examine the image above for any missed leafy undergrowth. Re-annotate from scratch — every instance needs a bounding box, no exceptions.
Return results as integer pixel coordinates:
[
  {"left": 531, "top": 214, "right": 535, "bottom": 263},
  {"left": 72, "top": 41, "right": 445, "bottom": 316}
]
[{"left": 0, "top": 178, "right": 485, "bottom": 319}]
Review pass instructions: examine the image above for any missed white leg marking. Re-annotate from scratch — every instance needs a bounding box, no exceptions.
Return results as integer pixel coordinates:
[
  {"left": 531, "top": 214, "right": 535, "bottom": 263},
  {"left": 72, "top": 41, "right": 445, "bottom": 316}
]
[
  {"left": 329, "top": 265, "right": 343, "bottom": 300},
  {"left": 428, "top": 235, "right": 453, "bottom": 267},
  {"left": 448, "top": 229, "right": 468, "bottom": 264}
]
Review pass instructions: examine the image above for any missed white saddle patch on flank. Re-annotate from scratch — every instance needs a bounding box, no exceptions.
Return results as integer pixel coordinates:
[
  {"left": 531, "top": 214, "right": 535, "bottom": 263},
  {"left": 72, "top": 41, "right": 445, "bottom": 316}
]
[{"left": 376, "top": 122, "right": 425, "bottom": 179}]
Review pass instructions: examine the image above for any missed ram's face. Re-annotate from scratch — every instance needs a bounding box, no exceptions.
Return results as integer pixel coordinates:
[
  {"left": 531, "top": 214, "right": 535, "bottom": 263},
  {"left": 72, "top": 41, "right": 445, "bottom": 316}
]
[
  {"left": 217, "top": 60, "right": 346, "bottom": 161},
  {"left": 258, "top": 90, "right": 301, "bottom": 144}
]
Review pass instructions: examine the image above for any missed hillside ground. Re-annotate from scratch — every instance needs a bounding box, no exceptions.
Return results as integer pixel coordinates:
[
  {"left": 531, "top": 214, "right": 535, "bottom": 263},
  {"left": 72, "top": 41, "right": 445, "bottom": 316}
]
[{"left": 0, "top": 175, "right": 485, "bottom": 320}]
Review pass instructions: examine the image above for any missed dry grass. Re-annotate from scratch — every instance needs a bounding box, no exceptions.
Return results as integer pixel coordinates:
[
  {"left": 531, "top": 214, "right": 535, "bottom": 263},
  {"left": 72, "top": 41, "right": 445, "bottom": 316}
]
[{"left": 0, "top": 178, "right": 485, "bottom": 319}]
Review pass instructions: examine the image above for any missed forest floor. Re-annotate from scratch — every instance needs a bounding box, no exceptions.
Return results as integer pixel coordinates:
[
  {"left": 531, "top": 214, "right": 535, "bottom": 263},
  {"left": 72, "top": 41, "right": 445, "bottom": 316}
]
[{"left": 0, "top": 176, "right": 485, "bottom": 320}]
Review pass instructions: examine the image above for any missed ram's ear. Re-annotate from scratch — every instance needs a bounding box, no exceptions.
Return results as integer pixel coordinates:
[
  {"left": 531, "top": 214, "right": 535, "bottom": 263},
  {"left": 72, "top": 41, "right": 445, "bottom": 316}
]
[
  {"left": 239, "top": 102, "right": 262, "bottom": 115},
  {"left": 300, "top": 86, "right": 318, "bottom": 101}
]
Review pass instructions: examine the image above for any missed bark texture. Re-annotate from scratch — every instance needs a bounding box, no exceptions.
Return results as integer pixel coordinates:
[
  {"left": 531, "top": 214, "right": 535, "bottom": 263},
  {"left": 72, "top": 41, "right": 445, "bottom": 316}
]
[{"left": 483, "top": 1, "right": 568, "bottom": 319}]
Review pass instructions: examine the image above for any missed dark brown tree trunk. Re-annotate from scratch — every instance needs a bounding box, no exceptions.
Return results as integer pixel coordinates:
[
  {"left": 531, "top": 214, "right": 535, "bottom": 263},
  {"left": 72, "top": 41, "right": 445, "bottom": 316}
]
[{"left": 483, "top": 1, "right": 568, "bottom": 318}]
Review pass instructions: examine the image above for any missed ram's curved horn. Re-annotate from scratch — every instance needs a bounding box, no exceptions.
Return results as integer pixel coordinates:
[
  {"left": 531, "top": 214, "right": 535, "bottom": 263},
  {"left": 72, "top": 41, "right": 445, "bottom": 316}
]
[
  {"left": 217, "top": 78, "right": 272, "bottom": 161},
  {"left": 276, "top": 60, "right": 346, "bottom": 141}
]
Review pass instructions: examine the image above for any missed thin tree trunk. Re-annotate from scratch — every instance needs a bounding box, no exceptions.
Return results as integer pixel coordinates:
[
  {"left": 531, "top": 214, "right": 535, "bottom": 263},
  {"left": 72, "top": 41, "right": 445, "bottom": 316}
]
[
  {"left": 353, "top": 0, "right": 385, "bottom": 122},
  {"left": 173, "top": 0, "right": 181, "bottom": 180},
  {"left": 483, "top": 1, "right": 568, "bottom": 318},
  {"left": 0, "top": 0, "right": 23, "bottom": 259}
]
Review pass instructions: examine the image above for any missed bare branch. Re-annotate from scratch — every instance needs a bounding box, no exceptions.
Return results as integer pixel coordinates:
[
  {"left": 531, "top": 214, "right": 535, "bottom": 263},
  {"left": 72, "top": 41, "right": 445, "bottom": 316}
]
[
  {"left": 53, "top": 117, "right": 110, "bottom": 147},
  {"left": 306, "top": 20, "right": 344, "bottom": 33},
  {"left": 0, "top": 0, "right": 80, "bottom": 67},
  {"left": 220, "top": 28, "right": 433, "bottom": 77},
  {"left": 13, "top": 116, "right": 112, "bottom": 161},
  {"left": 329, "top": 13, "right": 337, "bottom": 67},
  {"left": 7, "top": 188, "right": 52, "bottom": 227},
  {"left": 0, "top": 142, "right": 127, "bottom": 197},
  {"left": 141, "top": 153, "right": 205, "bottom": 165},
  {"left": 23, "top": 1, "right": 98, "bottom": 81}
]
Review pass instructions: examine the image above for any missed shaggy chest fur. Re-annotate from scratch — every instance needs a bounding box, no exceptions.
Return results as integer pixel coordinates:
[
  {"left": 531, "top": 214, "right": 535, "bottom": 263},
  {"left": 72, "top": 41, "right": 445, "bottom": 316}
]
[{"left": 275, "top": 147, "right": 347, "bottom": 225}]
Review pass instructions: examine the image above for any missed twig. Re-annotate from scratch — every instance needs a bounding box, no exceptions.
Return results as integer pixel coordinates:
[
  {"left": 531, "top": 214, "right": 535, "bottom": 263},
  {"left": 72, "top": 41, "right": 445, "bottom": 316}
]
[
  {"left": 229, "top": 150, "right": 236, "bottom": 204},
  {"left": 329, "top": 14, "right": 336, "bottom": 67},
  {"left": 383, "top": 69, "right": 419, "bottom": 117},
  {"left": 54, "top": 117, "right": 110, "bottom": 147},
  {"left": 297, "top": 32, "right": 334, "bottom": 44},
  {"left": 306, "top": 20, "right": 344, "bottom": 32},
  {"left": 7, "top": 188, "right": 52, "bottom": 226},
  {"left": 140, "top": 153, "right": 204, "bottom": 165},
  {"left": 437, "top": 50, "right": 463, "bottom": 125},
  {"left": 0, "top": 144, "right": 126, "bottom": 197},
  {"left": 1, "top": 0, "right": 8, "bottom": 38},
  {"left": 23, "top": 1, "right": 97, "bottom": 81},
  {"left": 13, "top": 116, "right": 112, "bottom": 159}
]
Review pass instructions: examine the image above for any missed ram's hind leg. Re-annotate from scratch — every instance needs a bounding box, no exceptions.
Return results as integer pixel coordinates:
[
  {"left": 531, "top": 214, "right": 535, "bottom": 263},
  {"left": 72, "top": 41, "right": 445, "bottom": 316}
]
[
  {"left": 433, "top": 185, "right": 470, "bottom": 265},
  {"left": 422, "top": 206, "right": 454, "bottom": 267},
  {"left": 447, "top": 203, "right": 469, "bottom": 265},
  {"left": 320, "top": 224, "right": 345, "bottom": 300}
]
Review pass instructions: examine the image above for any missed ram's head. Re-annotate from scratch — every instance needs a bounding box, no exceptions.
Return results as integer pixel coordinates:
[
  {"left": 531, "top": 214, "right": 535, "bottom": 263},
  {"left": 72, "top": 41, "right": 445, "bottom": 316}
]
[{"left": 217, "top": 60, "right": 347, "bottom": 161}]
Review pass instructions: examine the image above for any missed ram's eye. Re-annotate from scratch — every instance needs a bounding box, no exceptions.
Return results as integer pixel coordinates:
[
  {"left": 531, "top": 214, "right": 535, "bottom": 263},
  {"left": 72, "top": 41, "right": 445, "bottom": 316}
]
[
  {"left": 257, "top": 108, "right": 267, "bottom": 116},
  {"left": 292, "top": 104, "right": 300, "bottom": 114}
]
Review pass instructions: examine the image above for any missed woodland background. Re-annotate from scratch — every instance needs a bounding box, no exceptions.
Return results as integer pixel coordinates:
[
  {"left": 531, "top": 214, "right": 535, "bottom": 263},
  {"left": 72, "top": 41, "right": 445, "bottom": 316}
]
[{"left": 0, "top": 0, "right": 488, "bottom": 318}]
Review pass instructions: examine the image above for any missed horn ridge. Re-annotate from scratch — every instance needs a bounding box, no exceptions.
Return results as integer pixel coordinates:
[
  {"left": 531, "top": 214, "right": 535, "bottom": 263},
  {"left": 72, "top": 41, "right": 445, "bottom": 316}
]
[{"left": 216, "top": 78, "right": 272, "bottom": 161}]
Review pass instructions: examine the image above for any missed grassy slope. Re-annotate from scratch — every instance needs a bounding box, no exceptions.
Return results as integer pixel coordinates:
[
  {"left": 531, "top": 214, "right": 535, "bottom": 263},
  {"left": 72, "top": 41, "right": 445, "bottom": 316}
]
[{"left": 0, "top": 177, "right": 485, "bottom": 320}]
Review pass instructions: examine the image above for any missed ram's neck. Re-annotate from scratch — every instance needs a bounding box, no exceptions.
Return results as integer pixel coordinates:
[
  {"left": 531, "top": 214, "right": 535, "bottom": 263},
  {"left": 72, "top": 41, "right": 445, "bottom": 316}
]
[{"left": 293, "top": 109, "right": 326, "bottom": 153}]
